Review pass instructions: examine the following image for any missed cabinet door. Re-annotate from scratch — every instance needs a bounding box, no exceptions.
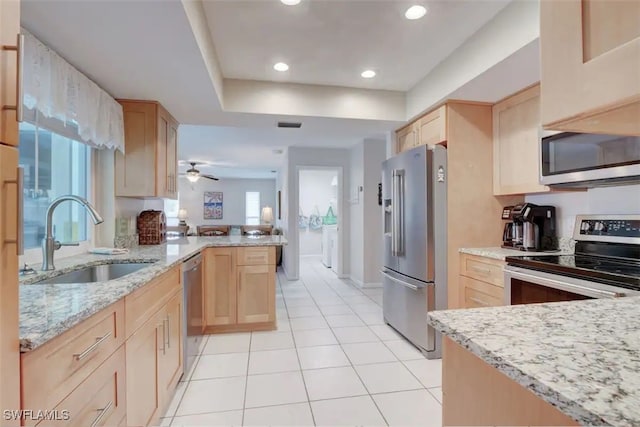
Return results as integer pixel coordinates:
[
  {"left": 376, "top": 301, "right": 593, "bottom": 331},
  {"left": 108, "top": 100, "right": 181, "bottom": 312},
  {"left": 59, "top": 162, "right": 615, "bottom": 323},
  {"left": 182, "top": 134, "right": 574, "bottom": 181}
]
[
  {"left": 540, "top": 0, "right": 640, "bottom": 134},
  {"left": 0, "top": 145, "right": 19, "bottom": 418},
  {"left": 493, "top": 85, "right": 550, "bottom": 195},
  {"left": 237, "top": 265, "right": 275, "bottom": 324},
  {"left": 158, "top": 291, "right": 183, "bottom": 410},
  {"left": 204, "top": 248, "right": 237, "bottom": 326},
  {"left": 166, "top": 120, "right": 178, "bottom": 199},
  {"left": 125, "top": 313, "right": 161, "bottom": 427},
  {"left": 115, "top": 101, "right": 157, "bottom": 197},
  {"left": 417, "top": 106, "right": 447, "bottom": 146},
  {"left": 0, "top": 0, "right": 20, "bottom": 147},
  {"left": 396, "top": 124, "right": 417, "bottom": 153},
  {"left": 156, "top": 110, "right": 169, "bottom": 198}
]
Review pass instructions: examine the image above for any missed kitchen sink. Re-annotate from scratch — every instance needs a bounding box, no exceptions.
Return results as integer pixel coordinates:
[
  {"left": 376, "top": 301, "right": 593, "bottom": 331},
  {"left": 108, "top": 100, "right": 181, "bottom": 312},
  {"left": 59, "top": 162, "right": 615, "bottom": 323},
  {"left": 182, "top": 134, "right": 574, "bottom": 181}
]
[{"left": 35, "top": 262, "right": 154, "bottom": 285}]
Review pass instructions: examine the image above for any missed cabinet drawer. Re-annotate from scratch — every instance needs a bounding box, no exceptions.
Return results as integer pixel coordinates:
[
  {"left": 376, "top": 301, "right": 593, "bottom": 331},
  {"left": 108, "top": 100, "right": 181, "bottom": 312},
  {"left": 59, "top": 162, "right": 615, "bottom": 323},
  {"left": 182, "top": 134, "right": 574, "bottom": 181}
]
[
  {"left": 460, "top": 276, "right": 504, "bottom": 303},
  {"left": 464, "top": 286, "right": 503, "bottom": 309},
  {"left": 237, "top": 247, "right": 275, "bottom": 266},
  {"left": 37, "top": 346, "right": 126, "bottom": 427},
  {"left": 125, "top": 266, "right": 181, "bottom": 337},
  {"left": 21, "top": 300, "right": 124, "bottom": 418},
  {"left": 459, "top": 254, "right": 505, "bottom": 287}
]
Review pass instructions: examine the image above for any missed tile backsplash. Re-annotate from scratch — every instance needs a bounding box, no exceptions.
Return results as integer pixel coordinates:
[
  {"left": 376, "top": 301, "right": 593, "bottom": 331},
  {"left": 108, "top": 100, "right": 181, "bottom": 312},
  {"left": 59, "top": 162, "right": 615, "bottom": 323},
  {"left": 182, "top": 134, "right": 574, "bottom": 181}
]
[{"left": 526, "top": 184, "right": 640, "bottom": 237}]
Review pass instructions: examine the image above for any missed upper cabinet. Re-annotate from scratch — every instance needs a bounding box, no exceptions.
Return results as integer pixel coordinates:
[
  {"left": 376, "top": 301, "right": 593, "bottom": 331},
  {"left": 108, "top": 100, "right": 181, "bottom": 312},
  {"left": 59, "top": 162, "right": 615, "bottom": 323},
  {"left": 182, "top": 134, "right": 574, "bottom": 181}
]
[
  {"left": 0, "top": 0, "right": 20, "bottom": 147},
  {"left": 115, "top": 100, "right": 179, "bottom": 199},
  {"left": 540, "top": 0, "right": 640, "bottom": 135},
  {"left": 395, "top": 105, "right": 447, "bottom": 153},
  {"left": 493, "top": 85, "right": 551, "bottom": 195}
]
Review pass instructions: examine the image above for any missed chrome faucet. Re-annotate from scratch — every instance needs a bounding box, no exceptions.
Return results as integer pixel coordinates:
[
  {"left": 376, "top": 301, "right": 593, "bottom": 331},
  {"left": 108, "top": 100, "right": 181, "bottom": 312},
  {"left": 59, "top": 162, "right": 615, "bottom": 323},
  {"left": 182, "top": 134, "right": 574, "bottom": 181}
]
[{"left": 42, "top": 195, "right": 104, "bottom": 271}]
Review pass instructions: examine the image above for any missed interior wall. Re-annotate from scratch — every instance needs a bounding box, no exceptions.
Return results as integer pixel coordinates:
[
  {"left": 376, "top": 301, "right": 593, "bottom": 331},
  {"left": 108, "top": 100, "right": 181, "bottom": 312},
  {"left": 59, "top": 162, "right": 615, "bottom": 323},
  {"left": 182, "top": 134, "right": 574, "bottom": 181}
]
[
  {"left": 178, "top": 178, "right": 276, "bottom": 227},
  {"left": 299, "top": 169, "right": 338, "bottom": 256},
  {"left": 284, "top": 146, "right": 350, "bottom": 281},
  {"left": 525, "top": 184, "right": 640, "bottom": 237},
  {"left": 349, "top": 139, "right": 386, "bottom": 287}
]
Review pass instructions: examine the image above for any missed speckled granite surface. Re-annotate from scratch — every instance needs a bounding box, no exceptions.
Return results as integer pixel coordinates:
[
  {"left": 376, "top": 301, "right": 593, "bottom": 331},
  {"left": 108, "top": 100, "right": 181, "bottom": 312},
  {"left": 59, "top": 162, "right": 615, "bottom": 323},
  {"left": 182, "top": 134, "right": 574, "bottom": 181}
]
[
  {"left": 459, "top": 238, "right": 574, "bottom": 261},
  {"left": 19, "top": 235, "right": 287, "bottom": 352},
  {"left": 429, "top": 297, "right": 640, "bottom": 426}
]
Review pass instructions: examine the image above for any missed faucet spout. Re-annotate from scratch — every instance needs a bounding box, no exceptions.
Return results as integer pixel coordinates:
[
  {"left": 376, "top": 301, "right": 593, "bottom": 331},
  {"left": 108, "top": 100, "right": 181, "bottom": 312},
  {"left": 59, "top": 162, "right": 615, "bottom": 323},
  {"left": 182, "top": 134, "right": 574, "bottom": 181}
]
[{"left": 42, "top": 195, "right": 104, "bottom": 271}]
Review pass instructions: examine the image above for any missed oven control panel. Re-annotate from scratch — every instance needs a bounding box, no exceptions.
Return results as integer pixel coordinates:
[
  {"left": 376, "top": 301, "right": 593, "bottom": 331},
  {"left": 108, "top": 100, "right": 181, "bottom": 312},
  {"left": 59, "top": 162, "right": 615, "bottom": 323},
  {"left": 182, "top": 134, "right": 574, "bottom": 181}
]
[{"left": 574, "top": 215, "right": 640, "bottom": 241}]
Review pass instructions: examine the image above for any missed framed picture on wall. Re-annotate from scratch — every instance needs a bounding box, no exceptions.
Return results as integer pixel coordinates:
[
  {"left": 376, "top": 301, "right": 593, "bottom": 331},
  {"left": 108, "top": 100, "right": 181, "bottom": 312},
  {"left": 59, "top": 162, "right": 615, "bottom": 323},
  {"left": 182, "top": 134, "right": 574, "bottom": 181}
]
[{"left": 203, "top": 191, "right": 223, "bottom": 219}]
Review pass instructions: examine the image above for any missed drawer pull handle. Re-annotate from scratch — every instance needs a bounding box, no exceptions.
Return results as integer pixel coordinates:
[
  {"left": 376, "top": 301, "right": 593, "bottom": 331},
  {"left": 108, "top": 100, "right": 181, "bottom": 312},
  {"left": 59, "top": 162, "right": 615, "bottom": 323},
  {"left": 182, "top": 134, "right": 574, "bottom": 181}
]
[
  {"left": 166, "top": 314, "right": 171, "bottom": 348},
  {"left": 159, "top": 322, "right": 166, "bottom": 355},
  {"left": 469, "top": 296, "right": 489, "bottom": 307},
  {"left": 73, "top": 332, "right": 112, "bottom": 361},
  {"left": 90, "top": 400, "right": 113, "bottom": 427},
  {"left": 469, "top": 266, "right": 491, "bottom": 276}
]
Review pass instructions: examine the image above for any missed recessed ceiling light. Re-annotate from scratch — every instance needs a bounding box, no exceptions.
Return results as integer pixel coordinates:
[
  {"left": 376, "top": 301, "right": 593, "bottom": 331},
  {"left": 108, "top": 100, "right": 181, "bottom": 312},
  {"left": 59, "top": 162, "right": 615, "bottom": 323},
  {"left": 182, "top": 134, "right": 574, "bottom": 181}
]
[
  {"left": 280, "top": 0, "right": 301, "bottom": 5},
  {"left": 274, "top": 62, "right": 289, "bottom": 72},
  {"left": 361, "top": 70, "right": 376, "bottom": 79},
  {"left": 405, "top": 5, "right": 427, "bottom": 20}
]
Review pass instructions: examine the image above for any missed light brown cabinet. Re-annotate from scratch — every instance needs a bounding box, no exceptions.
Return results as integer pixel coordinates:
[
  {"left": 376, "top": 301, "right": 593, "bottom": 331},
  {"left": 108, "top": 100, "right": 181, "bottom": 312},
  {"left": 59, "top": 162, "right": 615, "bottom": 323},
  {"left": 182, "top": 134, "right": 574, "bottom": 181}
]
[
  {"left": 395, "top": 105, "right": 447, "bottom": 154},
  {"left": 115, "top": 100, "right": 179, "bottom": 199},
  {"left": 125, "top": 266, "right": 183, "bottom": 427},
  {"left": 0, "top": 0, "right": 20, "bottom": 147},
  {"left": 237, "top": 265, "right": 276, "bottom": 324},
  {"left": 0, "top": 0, "right": 21, "bottom": 419},
  {"left": 417, "top": 105, "right": 447, "bottom": 147},
  {"left": 396, "top": 122, "right": 419, "bottom": 153},
  {"left": 459, "top": 253, "right": 505, "bottom": 309},
  {"left": 443, "top": 337, "right": 579, "bottom": 426},
  {"left": 204, "top": 246, "right": 276, "bottom": 333},
  {"left": 125, "top": 309, "right": 161, "bottom": 427},
  {"left": 540, "top": 0, "right": 640, "bottom": 135},
  {"left": 493, "top": 85, "right": 552, "bottom": 195},
  {"left": 204, "top": 248, "right": 237, "bottom": 327}
]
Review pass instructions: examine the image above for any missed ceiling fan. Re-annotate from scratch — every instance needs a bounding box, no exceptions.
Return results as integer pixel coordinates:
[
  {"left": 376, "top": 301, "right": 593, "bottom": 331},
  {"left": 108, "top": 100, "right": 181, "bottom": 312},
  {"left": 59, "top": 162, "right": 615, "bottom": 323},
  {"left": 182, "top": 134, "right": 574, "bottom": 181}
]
[{"left": 180, "top": 162, "right": 219, "bottom": 182}]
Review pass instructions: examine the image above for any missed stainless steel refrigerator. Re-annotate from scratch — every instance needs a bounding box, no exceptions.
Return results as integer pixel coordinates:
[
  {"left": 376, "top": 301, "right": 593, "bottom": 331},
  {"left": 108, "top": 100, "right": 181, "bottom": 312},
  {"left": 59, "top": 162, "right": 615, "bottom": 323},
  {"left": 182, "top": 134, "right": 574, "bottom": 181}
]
[{"left": 382, "top": 144, "right": 447, "bottom": 359}]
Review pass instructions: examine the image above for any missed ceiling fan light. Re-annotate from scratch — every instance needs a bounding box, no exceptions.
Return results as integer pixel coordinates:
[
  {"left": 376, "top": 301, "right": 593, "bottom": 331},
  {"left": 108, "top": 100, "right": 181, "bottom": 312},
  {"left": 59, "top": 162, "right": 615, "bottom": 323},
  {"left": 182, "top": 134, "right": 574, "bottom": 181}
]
[{"left": 186, "top": 171, "right": 200, "bottom": 183}]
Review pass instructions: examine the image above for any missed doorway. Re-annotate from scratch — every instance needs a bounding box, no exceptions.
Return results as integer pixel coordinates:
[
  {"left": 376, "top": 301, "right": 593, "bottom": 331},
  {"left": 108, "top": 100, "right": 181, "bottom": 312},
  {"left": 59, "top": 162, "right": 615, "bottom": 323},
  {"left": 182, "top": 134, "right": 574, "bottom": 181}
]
[{"left": 297, "top": 167, "right": 343, "bottom": 277}]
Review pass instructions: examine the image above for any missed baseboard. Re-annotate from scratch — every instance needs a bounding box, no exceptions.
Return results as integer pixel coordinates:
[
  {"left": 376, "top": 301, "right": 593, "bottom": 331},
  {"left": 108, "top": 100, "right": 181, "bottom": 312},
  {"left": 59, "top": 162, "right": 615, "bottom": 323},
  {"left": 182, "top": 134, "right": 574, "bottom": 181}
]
[{"left": 349, "top": 276, "right": 383, "bottom": 289}]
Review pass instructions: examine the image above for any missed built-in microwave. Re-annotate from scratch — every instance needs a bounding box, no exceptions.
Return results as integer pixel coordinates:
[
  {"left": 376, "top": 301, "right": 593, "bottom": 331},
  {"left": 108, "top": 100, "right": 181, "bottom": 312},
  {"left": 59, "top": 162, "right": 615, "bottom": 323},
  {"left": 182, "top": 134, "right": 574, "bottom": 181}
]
[{"left": 539, "top": 132, "right": 640, "bottom": 188}]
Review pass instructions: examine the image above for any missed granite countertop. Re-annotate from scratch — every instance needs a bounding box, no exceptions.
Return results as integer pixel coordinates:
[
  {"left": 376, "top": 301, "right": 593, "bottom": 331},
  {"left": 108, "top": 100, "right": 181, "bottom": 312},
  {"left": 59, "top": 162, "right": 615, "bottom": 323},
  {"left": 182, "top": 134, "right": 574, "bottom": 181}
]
[
  {"left": 428, "top": 298, "right": 640, "bottom": 426},
  {"left": 19, "top": 235, "right": 287, "bottom": 352},
  {"left": 458, "top": 247, "right": 572, "bottom": 261}
]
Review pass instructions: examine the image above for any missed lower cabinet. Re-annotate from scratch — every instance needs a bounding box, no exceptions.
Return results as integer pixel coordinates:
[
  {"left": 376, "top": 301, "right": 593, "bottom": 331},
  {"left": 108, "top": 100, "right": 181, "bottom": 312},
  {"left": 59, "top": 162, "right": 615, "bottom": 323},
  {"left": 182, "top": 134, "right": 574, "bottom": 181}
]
[
  {"left": 237, "top": 265, "right": 275, "bottom": 324},
  {"left": 47, "top": 346, "right": 126, "bottom": 427},
  {"left": 125, "top": 311, "right": 161, "bottom": 427},
  {"left": 125, "top": 270, "right": 183, "bottom": 427},
  {"left": 459, "top": 253, "right": 506, "bottom": 308},
  {"left": 204, "top": 246, "right": 276, "bottom": 332}
]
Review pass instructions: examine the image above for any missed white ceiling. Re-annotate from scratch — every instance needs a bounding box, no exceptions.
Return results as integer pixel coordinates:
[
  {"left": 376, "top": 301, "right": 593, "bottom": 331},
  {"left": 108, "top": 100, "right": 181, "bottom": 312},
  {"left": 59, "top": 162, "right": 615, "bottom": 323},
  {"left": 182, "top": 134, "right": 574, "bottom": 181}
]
[
  {"left": 203, "top": 0, "right": 510, "bottom": 91},
  {"left": 20, "top": 0, "right": 538, "bottom": 180}
]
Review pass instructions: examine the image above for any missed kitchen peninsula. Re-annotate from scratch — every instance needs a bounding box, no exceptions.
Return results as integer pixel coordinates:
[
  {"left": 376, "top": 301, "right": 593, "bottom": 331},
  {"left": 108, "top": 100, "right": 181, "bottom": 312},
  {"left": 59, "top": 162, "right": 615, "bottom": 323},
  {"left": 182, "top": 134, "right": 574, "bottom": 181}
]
[
  {"left": 20, "top": 235, "right": 287, "bottom": 351},
  {"left": 429, "top": 297, "right": 640, "bottom": 426}
]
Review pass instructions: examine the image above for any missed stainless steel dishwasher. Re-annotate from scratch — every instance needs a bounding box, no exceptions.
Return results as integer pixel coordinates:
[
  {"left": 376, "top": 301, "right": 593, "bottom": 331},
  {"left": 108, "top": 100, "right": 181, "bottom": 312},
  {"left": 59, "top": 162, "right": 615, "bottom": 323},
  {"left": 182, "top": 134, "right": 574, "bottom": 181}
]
[{"left": 182, "top": 252, "right": 203, "bottom": 377}]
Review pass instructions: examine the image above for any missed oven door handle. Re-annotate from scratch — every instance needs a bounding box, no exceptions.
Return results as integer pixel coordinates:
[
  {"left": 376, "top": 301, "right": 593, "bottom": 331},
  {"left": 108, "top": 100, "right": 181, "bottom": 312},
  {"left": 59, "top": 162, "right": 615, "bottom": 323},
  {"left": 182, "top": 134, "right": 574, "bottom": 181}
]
[{"left": 506, "top": 267, "right": 626, "bottom": 299}]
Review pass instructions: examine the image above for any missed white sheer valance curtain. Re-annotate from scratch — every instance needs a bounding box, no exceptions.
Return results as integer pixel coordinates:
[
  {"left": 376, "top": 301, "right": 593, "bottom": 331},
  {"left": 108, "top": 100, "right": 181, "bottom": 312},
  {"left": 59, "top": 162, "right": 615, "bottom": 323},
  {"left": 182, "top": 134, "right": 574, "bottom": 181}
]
[{"left": 21, "top": 29, "right": 125, "bottom": 152}]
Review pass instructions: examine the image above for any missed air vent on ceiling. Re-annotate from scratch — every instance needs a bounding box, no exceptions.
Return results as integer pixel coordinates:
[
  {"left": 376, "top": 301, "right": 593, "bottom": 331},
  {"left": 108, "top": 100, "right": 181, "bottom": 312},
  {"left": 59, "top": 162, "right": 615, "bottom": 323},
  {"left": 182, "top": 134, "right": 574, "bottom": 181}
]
[{"left": 277, "top": 121, "right": 302, "bottom": 128}]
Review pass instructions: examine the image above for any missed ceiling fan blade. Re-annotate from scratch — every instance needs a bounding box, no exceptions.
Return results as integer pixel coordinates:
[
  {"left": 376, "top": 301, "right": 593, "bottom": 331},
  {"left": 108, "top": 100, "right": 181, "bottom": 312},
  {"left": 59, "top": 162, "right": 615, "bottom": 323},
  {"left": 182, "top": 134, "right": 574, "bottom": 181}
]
[{"left": 202, "top": 174, "right": 219, "bottom": 181}]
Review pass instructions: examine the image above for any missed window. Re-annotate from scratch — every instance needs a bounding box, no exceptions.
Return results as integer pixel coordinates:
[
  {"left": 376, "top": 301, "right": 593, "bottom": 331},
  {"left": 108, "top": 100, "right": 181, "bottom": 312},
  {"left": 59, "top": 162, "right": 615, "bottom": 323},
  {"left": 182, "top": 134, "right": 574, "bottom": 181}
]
[
  {"left": 164, "top": 198, "right": 180, "bottom": 226},
  {"left": 245, "top": 192, "right": 261, "bottom": 225},
  {"left": 19, "top": 122, "right": 91, "bottom": 250}
]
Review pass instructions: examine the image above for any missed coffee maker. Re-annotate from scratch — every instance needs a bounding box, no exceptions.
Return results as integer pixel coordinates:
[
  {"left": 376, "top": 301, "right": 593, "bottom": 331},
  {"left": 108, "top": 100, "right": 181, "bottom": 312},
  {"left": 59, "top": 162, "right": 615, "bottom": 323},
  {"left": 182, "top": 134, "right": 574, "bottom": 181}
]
[{"left": 502, "top": 203, "right": 558, "bottom": 251}]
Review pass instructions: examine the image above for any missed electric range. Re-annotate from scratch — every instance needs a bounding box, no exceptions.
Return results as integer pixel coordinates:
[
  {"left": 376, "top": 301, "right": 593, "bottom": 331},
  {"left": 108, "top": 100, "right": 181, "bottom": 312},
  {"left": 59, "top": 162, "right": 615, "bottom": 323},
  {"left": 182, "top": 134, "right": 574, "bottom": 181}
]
[{"left": 504, "top": 215, "right": 640, "bottom": 303}]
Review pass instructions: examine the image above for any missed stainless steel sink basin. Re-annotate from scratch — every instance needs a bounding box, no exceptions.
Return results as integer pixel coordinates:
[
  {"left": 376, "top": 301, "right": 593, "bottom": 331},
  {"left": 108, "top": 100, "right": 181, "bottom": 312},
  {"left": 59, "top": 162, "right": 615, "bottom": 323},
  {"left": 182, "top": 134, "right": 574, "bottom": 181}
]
[{"left": 36, "top": 262, "right": 154, "bottom": 284}]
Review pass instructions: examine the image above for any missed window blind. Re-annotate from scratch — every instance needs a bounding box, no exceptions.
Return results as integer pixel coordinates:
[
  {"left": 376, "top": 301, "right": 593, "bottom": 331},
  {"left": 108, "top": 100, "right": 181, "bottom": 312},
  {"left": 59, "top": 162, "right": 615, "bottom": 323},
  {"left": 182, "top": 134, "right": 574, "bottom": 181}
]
[{"left": 245, "top": 192, "right": 260, "bottom": 225}]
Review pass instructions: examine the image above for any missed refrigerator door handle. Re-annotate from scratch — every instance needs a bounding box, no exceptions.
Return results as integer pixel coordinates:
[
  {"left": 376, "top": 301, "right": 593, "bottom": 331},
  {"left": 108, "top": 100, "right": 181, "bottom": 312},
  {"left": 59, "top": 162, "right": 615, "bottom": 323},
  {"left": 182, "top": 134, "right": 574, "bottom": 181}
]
[
  {"left": 380, "top": 270, "right": 424, "bottom": 291},
  {"left": 392, "top": 169, "right": 405, "bottom": 256},
  {"left": 391, "top": 171, "right": 397, "bottom": 256}
]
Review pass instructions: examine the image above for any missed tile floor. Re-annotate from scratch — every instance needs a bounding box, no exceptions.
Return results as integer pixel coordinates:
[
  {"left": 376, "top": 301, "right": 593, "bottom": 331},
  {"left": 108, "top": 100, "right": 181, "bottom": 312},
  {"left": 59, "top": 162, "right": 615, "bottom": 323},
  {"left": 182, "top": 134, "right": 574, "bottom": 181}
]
[{"left": 161, "top": 256, "right": 442, "bottom": 426}]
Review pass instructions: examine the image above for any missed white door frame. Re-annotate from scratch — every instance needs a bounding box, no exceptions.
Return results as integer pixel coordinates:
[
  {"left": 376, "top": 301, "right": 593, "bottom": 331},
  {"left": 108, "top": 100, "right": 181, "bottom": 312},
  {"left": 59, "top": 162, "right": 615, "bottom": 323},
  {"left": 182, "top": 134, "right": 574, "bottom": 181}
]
[{"left": 295, "top": 166, "right": 345, "bottom": 278}]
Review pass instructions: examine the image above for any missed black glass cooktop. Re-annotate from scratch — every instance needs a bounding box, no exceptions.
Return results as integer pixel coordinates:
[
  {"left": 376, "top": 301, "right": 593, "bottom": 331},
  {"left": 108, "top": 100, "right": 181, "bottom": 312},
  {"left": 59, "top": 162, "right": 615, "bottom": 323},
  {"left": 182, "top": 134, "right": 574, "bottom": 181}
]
[{"left": 506, "top": 254, "right": 640, "bottom": 290}]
